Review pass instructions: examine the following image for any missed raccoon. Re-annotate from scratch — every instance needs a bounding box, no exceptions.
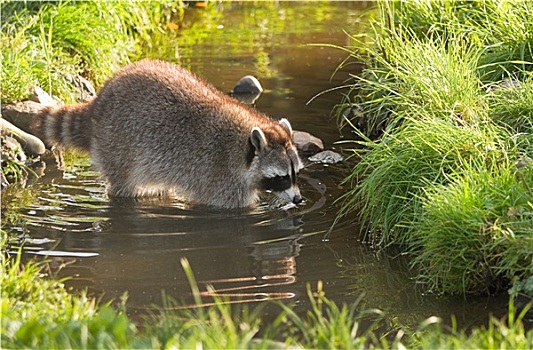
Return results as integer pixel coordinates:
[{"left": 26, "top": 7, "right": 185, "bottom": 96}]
[{"left": 31, "top": 59, "right": 304, "bottom": 208}]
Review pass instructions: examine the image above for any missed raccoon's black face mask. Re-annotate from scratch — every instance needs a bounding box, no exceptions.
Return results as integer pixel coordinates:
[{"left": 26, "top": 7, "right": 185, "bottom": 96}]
[
  {"left": 258, "top": 150, "right": 302, "bottom": 204},
  {"left": 261, "top": 174, "right": 292, "bottom": 192},
  {"left": 259, "top": 154, "right": 298, "bottom": 192}
]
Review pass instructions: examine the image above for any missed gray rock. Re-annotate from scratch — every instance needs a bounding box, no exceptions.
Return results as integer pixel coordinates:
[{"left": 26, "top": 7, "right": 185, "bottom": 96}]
[
  {"left": 487, "top": 78, "right": 523, "bottom": 92},
  {"left": 293, "top": 130, "right": 324, "bottom": 156},
  {"left": 30, "top": 86, "right": 60, "bottom": 106},
  {"left": 1, "top": 118, "right": 46, "bottom": 156},
  {"left": 231, "top": 75, "right": 263, "bottom": 104},
  {"left": 232, "top": 75, "right": 263, "bottom": 94},
  {"left": 62, "top": 73, "right": 97, "bottom": 102},
  {"left": 516, "top": 157, "right": 532, "bottom": 169},
  {"left": 1, "top": 100, "right": 46, "bottom": 133},
  {"left": 308, "top": 150, "right": 343, "bottom": 164}
]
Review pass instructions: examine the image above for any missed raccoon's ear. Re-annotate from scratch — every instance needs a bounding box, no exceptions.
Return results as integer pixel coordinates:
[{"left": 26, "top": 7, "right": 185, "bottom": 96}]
[
  {"left": 279, "top": 118, "right": 293, "bottom": 135},
  {"left": 250, "top": 127, "right": 268, "bottom": 151}
]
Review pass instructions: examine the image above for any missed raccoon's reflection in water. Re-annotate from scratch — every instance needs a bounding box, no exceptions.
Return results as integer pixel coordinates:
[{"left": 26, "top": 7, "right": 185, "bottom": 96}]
[
  {"left": 20, "top": 163, "right": 329, "bottom": 313},
  {"left": 97, "top": 201, "right": 308, "bottom": 309}
]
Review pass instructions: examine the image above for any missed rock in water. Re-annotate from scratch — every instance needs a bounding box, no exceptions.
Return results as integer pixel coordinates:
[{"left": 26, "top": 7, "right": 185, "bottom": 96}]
[
  {"left": 308, "top": 150, "right": 343, "bottom": 164},
  {"left": 231, "top": 75, "right": 263, "bottom": 104},
  {"left": 232, "top": 75, "right": 263, "bottom": 94},
  {"left": 293, "top": 130, "right": 324, "bottom": 156}
]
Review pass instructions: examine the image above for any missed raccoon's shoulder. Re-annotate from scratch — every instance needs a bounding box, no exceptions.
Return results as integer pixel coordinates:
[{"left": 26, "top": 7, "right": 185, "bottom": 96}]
[
  {"left": 114, "top": 59, "right": 183, "bottom": 77},
  {"left": 113, "top": 60, "right": 218, "bottom": 95}
]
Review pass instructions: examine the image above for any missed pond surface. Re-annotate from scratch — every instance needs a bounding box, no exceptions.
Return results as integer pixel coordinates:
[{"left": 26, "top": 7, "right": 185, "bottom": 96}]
[{"left": 6, "top": 1, "right": 511, "bottom": 331}]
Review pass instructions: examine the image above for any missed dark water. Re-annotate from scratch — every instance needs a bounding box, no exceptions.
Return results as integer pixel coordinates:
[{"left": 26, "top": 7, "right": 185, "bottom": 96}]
[{"left": 6, "top": 1, "right": 511, "bottom": 330}]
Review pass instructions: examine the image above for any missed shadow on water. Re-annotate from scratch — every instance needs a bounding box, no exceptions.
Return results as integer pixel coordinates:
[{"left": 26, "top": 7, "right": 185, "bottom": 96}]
[{"left": 4, "top": 0, "right": 516, "bottom": 332}]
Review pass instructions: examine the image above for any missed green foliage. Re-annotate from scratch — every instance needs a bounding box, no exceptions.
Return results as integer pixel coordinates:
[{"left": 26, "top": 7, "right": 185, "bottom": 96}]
[
  {"left": 336, "top": 0, "right": 533, "bottom": 295},
  {"left": 277, "top": 281, "right": 389, "bottom": 349},
  {"left": 340, "top": 0, "right": 533, "bottom": 135},
  {"left": 3, "top": 255, "right": 532, "bottom": 349},
  {"left": 0, "top": 1, "right": 181, "bottom": 103},
  {"left": 338, "top": 30, "right": 486, "bottom": 135},
  {"left": 412, "top": 299, "right": 533, "bottom": 349},
  {"left": 488, "top": 73, "right": 533, "bottom": 134},
  {"left": 412, "top": 161, "right": 533, "bottom": 294},
  {"left": 388, "top": 0, "right": 533, "bottom": 82},
  {"left": 1, "top": 252, "right": 135, "bottom": 349},
  {"left": 338, "top": 116, "right": 508, "bottom": 246}
]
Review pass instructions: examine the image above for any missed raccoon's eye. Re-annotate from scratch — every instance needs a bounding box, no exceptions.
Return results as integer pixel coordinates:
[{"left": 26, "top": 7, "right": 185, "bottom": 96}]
[{"left": 260, "top": 175, "right": 292, "bottom": 192}]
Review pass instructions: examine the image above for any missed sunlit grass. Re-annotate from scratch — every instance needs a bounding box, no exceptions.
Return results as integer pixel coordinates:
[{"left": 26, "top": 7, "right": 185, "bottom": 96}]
[
  {"left": 0, "top": 2, "right": 181, "bottom": 104},
  {"left": 2, "top": 256, "right": 531, "bottom": 349},
  {"left": 335, "top": 0, "right": 533, "bottom": 296},
  {"left": 412, "top": 299, "right": 533, "bottom": 349},
  {"left": 337, "top": 32, "right": 485, "bottom": 135},
  {"left": 387, "top": 0, "right": 533, "bottom": 82},
  {"left": 1, "top": 252, "right": 134, "bottom": 349},
  {"left": 338, "top": 115, "right": 508, "bottom": 246},
  {"left": 5, "top": 244, "right": 531, "bottom": 348},
  {"left": 488, "top": 72, "right": 533, "bottom": 134},
  {"left": 338, "top": 0, "right": 533, "bottom": 135},
  {"left": 412, "top": 160, "right": 533, "bottom": 294}
]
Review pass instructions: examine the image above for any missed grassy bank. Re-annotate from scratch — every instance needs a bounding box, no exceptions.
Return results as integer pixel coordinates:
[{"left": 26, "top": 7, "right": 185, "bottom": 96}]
[
  {"left": 2, "top": 255, "right": 531, "bottom": 349},
  {"left": 0, "top": 1, "right": 182, "bottom": 104},
  {"left": 336, "top": 0, "right": 533, "bottom": 296}
]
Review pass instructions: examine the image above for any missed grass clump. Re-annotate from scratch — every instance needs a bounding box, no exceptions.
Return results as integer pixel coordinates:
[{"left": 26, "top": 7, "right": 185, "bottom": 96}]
[
  {"left": 412, "top": 161, "right": 533, "bottom": 294},
  {"left": 339, "top": 115, "right": 507, "bottom": 246},
  {"left": 3, "top": 255, "right": 532, "bottom": 349},
  {"left": 412, "top": 300, "right": 533, "bottom": 349},
  {"left": 1, "top": 2, "right": 126, "bottom": 103},
  {"left": 339, "top": 31, "right": 485, "bottom": 135},
  {"left": 0, "top": 1, "right": 182, "bottom": 104},
  {"left": 388, "top": 0, "right": 533, "bottom": 82},
  {"left": 336, "top": 0, "right": 533, "bottom": 295},
  {"left": 488, "top": 73, "right": 533, "bottom": 134},
  {"left": 1, "top": 253, "right": 135, "bottom": 349}
]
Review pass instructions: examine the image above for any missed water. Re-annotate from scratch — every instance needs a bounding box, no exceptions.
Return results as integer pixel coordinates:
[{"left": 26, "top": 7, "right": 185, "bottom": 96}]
[{"left": 6, "top": 1, "right": 512, "bottom": 330}]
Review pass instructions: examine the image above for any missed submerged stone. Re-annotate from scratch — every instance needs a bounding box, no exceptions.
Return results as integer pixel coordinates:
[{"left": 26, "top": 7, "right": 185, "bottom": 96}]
[
  {"left": 308, "top": 150, "right": 343, "bottom": 164},
  {"left": 232, "top": 75, "right": 263, "bottom": 94}
]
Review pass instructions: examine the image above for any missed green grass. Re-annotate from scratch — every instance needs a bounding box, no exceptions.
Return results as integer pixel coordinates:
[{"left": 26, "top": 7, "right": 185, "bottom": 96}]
[
  {"left": 1, "top": 252, "right": 134, "bottom": 349},
  {"left": 0, "top": 1, "right": 181, "bottom": 104},
  {"left": 412, "top": 160, "right": 533, "bottom": 294},
  {"left": 338, "top": 115, "right": 509, "bottom": 246},
  {"left": 336, "top": 0, "right": 533, "bottom": 296},
  {"left": 488, "top": 73, "right": 533, "bottom": 134},
  {"left": 412, "top": 299, "right": 533, "bottom": 350},
  {"left": 337, "top": 31, "right": 486, "bottom": 135},
  {"left": 387, "top": 0, "right": 533, "bottom": 82},
  {"left": 2, "top": 255, "right": 532, "bottom": 349}
]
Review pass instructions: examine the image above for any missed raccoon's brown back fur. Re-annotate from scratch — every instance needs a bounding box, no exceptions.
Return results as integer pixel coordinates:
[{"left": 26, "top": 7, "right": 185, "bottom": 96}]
[{"left": 31, "top": 59, "right": 301, "bottom": 208}]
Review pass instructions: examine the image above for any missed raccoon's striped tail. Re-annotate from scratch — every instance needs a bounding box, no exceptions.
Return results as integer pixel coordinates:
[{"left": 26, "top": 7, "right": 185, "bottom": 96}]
[{"left": 31, "top": 103, "right": 92, "bottom": 152}]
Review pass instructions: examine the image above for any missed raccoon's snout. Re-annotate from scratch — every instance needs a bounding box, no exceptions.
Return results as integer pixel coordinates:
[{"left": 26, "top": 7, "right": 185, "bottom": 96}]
[{"left": 276, "top": 186, "right": 302, "bottom": 206}]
